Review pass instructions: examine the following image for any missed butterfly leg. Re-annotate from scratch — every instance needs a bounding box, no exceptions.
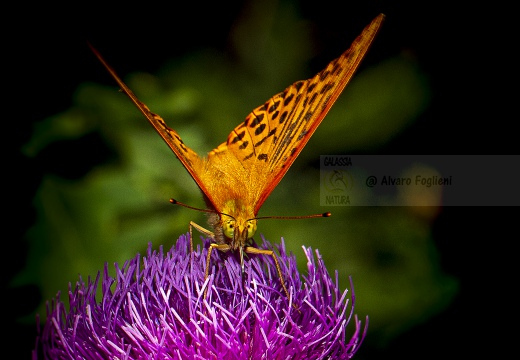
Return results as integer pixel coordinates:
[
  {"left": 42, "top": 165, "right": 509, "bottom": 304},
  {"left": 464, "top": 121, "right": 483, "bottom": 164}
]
[
  {"left": 204, "top": 243, "right": 231, "bottom": 299},
  {"left": 189, "top": 221, "right": 215, "bottom": 252},
  {"left": 244, "top": 246, "right": 295, "bottom": 310},
  {"left": 188, "top": 221, "right": 217, "bottom": 298}
]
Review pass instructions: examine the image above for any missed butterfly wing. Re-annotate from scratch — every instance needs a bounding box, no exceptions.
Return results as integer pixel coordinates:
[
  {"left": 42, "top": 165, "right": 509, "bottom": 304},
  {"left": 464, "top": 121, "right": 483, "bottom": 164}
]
[
  {"left": 90, "top": 13, "right": 384, "bottom": 217},
  {"left": 89, "top": 45, "right": 212, "bottom": 203},
  {"left": 209, "top": 14, "right": 385, "bottom": 215}
]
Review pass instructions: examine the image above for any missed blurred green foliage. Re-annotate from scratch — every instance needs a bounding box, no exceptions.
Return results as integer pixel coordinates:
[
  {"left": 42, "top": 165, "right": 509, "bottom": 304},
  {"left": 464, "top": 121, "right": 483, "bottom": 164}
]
[{"left": 18, "top": 0, "right": 457, "bottom": 349}]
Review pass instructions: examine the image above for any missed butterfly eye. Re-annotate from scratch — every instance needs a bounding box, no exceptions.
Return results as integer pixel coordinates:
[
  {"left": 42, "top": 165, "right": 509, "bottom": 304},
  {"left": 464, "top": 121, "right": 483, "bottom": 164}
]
[
  {"left": 246, "top": 220, "right": 257, "bottom": 239},
  {"left": 223, "top": 220, "right": 235, "bottom": 239}
]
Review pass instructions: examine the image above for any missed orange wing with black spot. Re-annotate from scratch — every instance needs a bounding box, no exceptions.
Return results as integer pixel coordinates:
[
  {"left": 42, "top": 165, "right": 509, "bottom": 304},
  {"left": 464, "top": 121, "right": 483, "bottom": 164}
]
[{"left": 209, "top": 14, "right": 385, "bottom": 215}]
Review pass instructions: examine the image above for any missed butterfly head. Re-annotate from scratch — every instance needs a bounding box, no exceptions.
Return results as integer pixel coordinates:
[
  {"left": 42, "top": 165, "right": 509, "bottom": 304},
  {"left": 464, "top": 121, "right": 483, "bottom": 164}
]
[
  {"left": 221, "top": 215, "right": 257, "bottom": 265},
  {"left": 219, "top": 201, "right": 257, "bottom": 275},
  {"left": 219, "top": 200, "right": 257, "bottom": 245},
  {"left": 221, "top": 216, "right": 257, "bottom": 243}
]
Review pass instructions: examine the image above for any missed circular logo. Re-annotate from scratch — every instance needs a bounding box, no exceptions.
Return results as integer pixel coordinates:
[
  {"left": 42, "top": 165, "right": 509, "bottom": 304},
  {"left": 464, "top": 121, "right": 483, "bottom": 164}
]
[{"left": 323, "top": 170, "right": 353, "bottom": 193}]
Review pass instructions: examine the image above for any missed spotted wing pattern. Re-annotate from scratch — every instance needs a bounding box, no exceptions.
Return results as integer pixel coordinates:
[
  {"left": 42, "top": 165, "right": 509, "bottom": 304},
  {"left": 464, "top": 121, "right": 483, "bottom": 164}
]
[{"left": 209, "top": 14, "right": 385, "bottom": 215}]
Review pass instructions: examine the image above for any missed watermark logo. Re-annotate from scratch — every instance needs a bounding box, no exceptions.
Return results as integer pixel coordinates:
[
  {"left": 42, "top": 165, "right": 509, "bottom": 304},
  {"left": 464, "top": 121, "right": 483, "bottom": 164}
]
[
  {"left": 318, "top": 155, "right": 519, "bottom": 206},
  {"left": 320, "top": 156, "right": 353, "bottom": 206}
]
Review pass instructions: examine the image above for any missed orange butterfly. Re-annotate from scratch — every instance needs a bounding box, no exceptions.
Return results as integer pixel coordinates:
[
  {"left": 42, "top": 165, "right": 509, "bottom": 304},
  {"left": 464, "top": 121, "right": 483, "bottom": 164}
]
[{"left": 90, "top": 13, "right": 384, "bottom": 302}]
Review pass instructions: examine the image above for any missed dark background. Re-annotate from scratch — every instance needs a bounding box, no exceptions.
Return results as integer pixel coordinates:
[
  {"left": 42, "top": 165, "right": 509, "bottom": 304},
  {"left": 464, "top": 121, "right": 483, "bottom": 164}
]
[{"left": 7, "top": 0, "right": 517, "bottom": 358}]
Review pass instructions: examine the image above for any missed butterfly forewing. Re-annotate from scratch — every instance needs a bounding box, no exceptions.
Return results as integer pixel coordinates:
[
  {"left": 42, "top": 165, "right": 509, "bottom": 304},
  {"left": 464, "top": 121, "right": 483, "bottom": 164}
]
[
  {"left": 88, "top": 44, "right": 212, "bottom": 202},
  {"left": 211, "top": 14, "right": 385, "bottom": 215}
]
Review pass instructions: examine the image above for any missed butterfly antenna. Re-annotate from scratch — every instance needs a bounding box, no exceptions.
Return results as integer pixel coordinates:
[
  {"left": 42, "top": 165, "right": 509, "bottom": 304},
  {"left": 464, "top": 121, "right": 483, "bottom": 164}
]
[
  {"left": 170, "top": 198, "right": 216, "bottom": 214},
  {"left": 170, "top": 198, "right": 235, "bottom": 219},
  {"left": 253, "top": 212, "right": 331, "bottom": 221}
]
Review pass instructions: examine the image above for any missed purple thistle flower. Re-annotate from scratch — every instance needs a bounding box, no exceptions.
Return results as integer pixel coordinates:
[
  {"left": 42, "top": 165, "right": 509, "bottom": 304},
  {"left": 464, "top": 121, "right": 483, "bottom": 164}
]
[{"left": 34, "top": 234, "right": 367, "bottom": 359}]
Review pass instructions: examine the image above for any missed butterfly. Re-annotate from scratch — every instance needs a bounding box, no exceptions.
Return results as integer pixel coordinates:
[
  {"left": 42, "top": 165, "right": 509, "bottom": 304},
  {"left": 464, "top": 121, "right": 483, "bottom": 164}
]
[{"left": 89, "top": 13, "right": 384, "bottom": 302}]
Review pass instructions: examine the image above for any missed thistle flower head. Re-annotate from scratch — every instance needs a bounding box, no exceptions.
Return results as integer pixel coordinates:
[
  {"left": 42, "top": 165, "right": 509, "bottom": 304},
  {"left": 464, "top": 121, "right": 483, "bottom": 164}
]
[{"left": 34, "top": 235, "right": 367, "bottom": 359}]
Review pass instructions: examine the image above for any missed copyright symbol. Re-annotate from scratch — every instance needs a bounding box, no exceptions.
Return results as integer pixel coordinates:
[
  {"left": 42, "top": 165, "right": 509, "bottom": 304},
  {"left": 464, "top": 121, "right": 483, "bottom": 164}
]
[{"left": 366, "top": 176, "right": 377, "bottom": 187}]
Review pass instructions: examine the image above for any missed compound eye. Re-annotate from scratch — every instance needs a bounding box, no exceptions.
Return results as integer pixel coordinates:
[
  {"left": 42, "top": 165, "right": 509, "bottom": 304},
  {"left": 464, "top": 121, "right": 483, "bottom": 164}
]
[
  {"left": 246, "top": 220, "right": 257, "bottom": 238},
  {"left": 223, "top": 220, "right": 235, "bottom": 238}
]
